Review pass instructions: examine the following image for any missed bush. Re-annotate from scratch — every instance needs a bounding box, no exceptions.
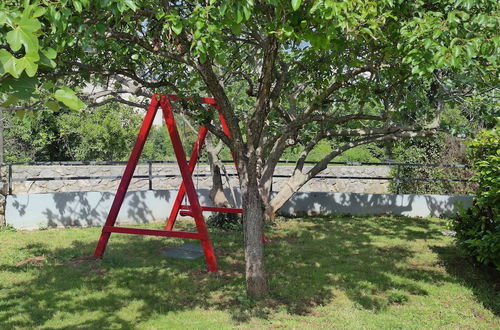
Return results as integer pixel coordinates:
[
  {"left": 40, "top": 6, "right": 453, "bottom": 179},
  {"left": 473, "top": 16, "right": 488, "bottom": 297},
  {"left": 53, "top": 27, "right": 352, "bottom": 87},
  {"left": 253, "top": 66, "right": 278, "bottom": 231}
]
[
  {"left": 206, "top": 213, "right": 242, "bottom": 231},
  {"left": 333, "top": 144, "right": 384, "bottom": 163},
  {"left": 389, "top": 133, "right": 476, "bottom": 195},
  {"left": 451, "top": 124, "right": 499, "bottom": 269}
]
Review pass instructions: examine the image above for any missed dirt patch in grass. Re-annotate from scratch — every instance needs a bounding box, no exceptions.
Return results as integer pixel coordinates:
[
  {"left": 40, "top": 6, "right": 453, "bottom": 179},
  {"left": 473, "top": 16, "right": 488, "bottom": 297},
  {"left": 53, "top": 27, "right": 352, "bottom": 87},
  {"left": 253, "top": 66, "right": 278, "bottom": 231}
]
[
  {"left": 15, "top": 256, "right": 46, "bottom": 267},
  {"left": 63, "top": 255, "right": 107, "bottom": 276}
]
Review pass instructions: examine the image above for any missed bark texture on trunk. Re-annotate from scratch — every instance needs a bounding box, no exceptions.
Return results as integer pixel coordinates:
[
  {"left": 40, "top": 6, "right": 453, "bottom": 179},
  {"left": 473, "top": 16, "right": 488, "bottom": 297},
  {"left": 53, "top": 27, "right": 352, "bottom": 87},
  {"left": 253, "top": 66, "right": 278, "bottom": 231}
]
[
  {"left": 209, "top": 163, "right": 231, "bottom": 207},
  {"left": 266, "top": 171, "right": 308, "bottom": 219},
  {"left": 241, "top": 170, "right": 268, "bottom": 298},
  {"left": 206, "top": 135, "right": 232, "bottom": 207}
]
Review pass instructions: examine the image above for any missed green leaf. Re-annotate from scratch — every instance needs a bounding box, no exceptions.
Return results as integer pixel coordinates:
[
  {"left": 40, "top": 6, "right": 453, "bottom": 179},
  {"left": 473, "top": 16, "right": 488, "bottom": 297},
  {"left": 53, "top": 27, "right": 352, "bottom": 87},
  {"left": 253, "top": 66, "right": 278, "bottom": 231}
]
[
  {"left": 15, "top": 110, "right": 26, "bottom": 120},
  {"left": 16, "top": 53, "right": 39, "bottom": 77},
  {"left": 243, "top": 5, "right": 252, "bottom": 20},
  {"left": 199, "top": 52, "right": 207, "bottom": 64},
  {"left": 39, "top": 50, "right": 57, "bottom": 68},
  {"left": 236, "top": 8, "right": 244, "bottom": 24},
  {"left": 42, "top": 47, "right": 57, "bottom": 60},
  {"left": 73, "top": 1, "right": 83, "bottom": 13},
  {"left": 172, "top": 21, "right": 183, "bottom": 35},
  {"left": 0, "top": 50, "right": 21, "bottom": 78},
  {"left": 230, "top": 23, "right": 242, "bottom": 34},
  {"left": 310, "top": 0, "right": 322, "bottom": 13},
  {"left": 45, "top": 100, "right": 60, "bottom": 111},
  {"left": 0, "top": 11, "right": 8, "bottom": 27},
  {"left": 219, "top": 3, "right": 228, "bottom": 15},
  {"left": 6, "top": 17, "right": 41, "bottom": 55},
  {"left": 124, "top": 0, "right": 138, "bottom": 11},
  {"left": 32, "top": 7, "right": 47, "bottom": 18},
  {"left": 1, "top": 74, "right": 38, "bottom": 99},
  {"left": 291, "top": 0, "right": 302, "bottom": 11},
  {"left": 95, "top": 23, "right": 107, "bottom": 35},
  {"left": 432, "top": 29, "right": 442, "bottom": 39},
  {"left": 16, "top": 16, "right": 41, "bottom": 33},
  {"left": 1, "top": 95, "right": 19, "bottom": 107},
  {"left": 54, "top": 87, "right": 85, "bottom": 110}
]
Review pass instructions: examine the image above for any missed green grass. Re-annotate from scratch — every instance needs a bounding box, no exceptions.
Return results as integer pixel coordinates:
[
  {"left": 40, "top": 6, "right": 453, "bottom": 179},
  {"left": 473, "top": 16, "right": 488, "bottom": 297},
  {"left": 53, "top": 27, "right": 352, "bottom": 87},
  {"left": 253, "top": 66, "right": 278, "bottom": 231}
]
[{"left": 0, "top": 216, "right": 498, "bottom": 329}]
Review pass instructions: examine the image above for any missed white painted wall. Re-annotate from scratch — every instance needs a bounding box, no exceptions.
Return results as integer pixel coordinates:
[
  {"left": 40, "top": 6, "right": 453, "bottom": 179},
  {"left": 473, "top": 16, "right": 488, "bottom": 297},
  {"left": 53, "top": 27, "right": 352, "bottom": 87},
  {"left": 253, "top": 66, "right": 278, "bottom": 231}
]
[{"left": 6, "top": 189, "right": 472, "bottom": 230}]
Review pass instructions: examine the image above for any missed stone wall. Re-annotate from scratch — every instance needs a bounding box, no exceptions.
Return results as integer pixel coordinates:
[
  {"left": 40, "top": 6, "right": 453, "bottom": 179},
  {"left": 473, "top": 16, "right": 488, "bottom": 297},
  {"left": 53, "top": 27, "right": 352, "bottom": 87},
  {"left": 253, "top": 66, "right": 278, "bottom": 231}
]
[{"left": 9, "top": 164, "right": 392, "bottom": 194}]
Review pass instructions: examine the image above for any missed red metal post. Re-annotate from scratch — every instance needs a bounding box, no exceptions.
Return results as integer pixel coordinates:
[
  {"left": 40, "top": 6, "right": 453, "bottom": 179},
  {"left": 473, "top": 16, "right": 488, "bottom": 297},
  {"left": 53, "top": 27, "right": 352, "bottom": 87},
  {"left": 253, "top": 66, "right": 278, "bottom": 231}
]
[
  {"left": 160, "top": 96, "right": 218, "bottom": 272},
  {"left": 94, "top": 95, "right": 160, "bottom": 258},
  {"left": 165, "top": 125, "right": 208, "bottom": 230}
]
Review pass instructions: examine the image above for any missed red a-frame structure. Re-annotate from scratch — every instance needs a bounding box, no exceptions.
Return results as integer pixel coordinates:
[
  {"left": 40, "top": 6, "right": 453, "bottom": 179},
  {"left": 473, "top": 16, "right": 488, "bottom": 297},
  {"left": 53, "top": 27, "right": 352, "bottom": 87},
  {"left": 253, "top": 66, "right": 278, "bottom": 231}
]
[{"left": 93, "top": 94, "right": 242, "bottom": 272}]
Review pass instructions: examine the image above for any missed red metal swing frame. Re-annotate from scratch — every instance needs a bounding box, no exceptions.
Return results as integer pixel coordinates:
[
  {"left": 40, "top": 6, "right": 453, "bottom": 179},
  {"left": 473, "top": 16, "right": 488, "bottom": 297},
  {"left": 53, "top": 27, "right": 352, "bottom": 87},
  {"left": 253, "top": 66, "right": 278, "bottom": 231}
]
[{"left": 93, "top": 94, "right": 242, "bottom": 272}]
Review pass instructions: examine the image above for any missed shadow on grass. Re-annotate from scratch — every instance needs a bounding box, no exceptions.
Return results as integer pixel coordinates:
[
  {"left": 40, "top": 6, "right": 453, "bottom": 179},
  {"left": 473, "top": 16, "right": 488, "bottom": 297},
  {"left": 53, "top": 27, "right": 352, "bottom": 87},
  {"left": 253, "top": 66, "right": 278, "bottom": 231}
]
[
  {"left": 432, "top": 244, "right": 500, "bottom": 316},
  {"left": 0, "top": 216, "right": 497, "bottom": 328}
]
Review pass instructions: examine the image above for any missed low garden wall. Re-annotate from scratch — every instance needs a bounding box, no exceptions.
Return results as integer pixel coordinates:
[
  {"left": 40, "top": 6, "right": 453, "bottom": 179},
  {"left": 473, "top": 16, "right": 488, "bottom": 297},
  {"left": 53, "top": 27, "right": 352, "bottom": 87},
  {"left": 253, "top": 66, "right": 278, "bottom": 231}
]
[{"left": 6, "top": 189, "right": 472, "bottom": 230}]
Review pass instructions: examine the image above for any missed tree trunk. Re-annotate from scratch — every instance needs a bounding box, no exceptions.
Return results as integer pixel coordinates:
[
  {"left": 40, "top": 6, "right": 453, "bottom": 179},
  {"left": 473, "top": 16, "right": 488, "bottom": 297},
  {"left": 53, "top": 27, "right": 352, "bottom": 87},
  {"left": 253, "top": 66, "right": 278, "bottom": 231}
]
[
  {"left": 259, "top": 174, "right": 275, "bottom": 222},
  {"left": 209, "top": 163, "right": 231, "bottom": 207},
  {"left": 0, "top": 108, "right": 4, "bottom": 164},
  {"left": 264, "top": 169, "right": 313, "bottom": 222},
  {"left": 206, "top": 135, "right": 232, "bottom": 207},
  {"left": 241, "top": 171, "right": 268, "bottom": 298}
]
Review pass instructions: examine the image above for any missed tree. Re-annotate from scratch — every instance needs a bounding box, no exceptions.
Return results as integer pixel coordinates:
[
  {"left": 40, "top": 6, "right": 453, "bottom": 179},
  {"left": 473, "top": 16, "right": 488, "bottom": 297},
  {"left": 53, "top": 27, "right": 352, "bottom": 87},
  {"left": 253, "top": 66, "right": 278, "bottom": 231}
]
[
  {"left": 4, "top": 103, "right": 144, "bottom": 162},
  {"left": 4, "top": 110, "right": 68, "bottom": 161},
  {"left": 2, "top": 0, "right": 498, "bottom": 298},
  {"left": 58, "top": 103, "right": 144, "bottom": 161}
]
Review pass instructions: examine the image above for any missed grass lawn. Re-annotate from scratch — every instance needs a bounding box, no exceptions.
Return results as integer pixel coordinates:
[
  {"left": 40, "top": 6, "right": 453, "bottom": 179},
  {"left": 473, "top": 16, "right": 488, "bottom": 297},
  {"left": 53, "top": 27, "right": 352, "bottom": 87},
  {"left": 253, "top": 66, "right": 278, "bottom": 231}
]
[{"left": 0, "top": 215, "right": 498, "bottom": 329}]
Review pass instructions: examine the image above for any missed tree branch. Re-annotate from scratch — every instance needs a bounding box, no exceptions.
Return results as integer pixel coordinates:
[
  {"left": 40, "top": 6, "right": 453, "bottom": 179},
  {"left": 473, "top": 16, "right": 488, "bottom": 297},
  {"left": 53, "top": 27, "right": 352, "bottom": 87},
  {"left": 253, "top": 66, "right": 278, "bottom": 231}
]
[
  {"left": 248, "top": 35, "right": 279, "bottom": 149},
  {"left": 108, "top": 30, "right": 192, "bottom": 65}
]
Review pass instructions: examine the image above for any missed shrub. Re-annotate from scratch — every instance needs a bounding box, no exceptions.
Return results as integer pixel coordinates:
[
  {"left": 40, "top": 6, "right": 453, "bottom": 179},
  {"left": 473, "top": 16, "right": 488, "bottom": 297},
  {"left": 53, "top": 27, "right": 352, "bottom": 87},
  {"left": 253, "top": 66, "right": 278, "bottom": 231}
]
[
  {"left": 207, "top": 213, "right": 242, "bottom": 231},
  {"left": 387, "top": 290, "right": 409, "bottom": 305},
  {"left": 389, "top": 133, "right": 476, "bottom": 195},
  {"left": 451, "top": 124, "right": 499, "bottom": 269},
  {"left": 333, "top": 144, "right": 384, "bottom": 163}
]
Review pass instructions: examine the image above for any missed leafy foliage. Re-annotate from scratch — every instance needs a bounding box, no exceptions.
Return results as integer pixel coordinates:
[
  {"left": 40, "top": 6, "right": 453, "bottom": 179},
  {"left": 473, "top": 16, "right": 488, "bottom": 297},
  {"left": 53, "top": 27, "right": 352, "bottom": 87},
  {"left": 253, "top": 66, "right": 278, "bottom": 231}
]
[
  {"left": 0, "top": 1, "right": 85, "bottom": 110},
  {"left": 4, "top": 110, "right": 68, "bottom": 161},
  {"left": 282, "top": 141, "right": 384, "bottom": 163},
  {"left": 451, "top": 123, "right": 500, "bottom": 269},
  {"left": 5, "top": 104, "right": 143, "bottom": 161},
  {"left": 333, "top": 144, "right": 384, "bottom": 163},
  {"left": 389, "top": 133, "right": 476, "bottom": 195},
  {"left": 57, "top": 104, "right": 143, "bottom": 161},
  {"left": 206, "top": 213, "right": 242, "bottom": 231}
]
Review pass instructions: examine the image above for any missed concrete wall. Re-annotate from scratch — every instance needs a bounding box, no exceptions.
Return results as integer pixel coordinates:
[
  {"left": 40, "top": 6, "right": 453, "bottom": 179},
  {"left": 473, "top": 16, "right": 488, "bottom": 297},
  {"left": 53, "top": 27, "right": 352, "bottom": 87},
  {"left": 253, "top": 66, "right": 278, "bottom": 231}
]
[
  {"left": 280, "top": 192, "right": 473, "bottom": 218},
  {"left": 6, "top": 189, "right": 472, "bottom": 230},
  {"left": 10, "top": 164, "right": 391, "bottom": 194}
]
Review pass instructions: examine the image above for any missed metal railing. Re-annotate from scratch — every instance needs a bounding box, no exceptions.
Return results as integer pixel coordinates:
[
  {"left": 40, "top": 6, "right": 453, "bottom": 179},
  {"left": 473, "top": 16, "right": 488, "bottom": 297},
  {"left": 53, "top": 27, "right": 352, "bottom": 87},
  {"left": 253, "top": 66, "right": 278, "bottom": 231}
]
[{"left": 5, "top": 160, "right": 474, "bottom": 195}]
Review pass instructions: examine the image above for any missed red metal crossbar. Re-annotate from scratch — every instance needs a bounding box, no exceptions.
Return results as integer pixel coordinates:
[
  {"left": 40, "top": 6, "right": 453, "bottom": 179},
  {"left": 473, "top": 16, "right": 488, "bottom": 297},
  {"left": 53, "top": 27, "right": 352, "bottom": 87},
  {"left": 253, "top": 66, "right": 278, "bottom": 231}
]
[
  {"left": 180, "top": 205, "right": 243, "bottom": 214},
  {"left": 93, "top": 94, "right": 243, "bottom": 272},
  {"left": 104, "top": 226, "right": 203, "bottom": 240}
]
